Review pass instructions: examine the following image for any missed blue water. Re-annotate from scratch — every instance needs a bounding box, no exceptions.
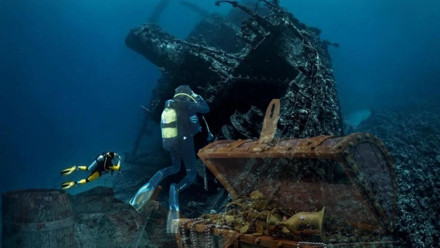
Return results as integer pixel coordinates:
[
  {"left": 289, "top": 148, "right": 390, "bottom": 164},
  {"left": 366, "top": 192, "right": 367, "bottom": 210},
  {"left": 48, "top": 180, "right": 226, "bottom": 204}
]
[{"left": 0, "top": 0, "right": 439, "bottom": 224}]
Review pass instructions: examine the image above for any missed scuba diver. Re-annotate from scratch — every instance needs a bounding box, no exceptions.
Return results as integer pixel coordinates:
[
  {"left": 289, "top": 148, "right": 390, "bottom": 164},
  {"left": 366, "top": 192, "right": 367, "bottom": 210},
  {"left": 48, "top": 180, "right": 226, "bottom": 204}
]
[
  {"left": 61, "top": 152, "right": 121, "bottom": 189},
  {"left": 129, "top": 85, "right": 210, "bottom": 233}
]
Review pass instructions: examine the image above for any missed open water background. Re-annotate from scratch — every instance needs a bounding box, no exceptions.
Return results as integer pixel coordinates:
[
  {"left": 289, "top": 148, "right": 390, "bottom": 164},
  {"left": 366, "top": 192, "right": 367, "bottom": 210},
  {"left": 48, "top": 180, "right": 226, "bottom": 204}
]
[{"left": 0, "top": 0, "right": 439, "bottom": 246}]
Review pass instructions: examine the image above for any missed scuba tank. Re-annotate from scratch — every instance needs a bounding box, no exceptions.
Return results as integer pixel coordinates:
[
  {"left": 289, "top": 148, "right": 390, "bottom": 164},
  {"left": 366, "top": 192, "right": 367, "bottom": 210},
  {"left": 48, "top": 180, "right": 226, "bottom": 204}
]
[
  {"left": 161, "top": 100, "right": 179, "bottom": 150},
  {"left": 173, "top": 92, "right": 214, "bottom": 141}
]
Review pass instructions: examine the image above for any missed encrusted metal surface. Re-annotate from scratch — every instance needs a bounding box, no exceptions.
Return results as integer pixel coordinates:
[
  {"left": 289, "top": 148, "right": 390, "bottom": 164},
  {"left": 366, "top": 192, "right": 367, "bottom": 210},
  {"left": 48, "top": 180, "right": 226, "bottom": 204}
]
[{"left": 126, "top": 0, "right": 343, "bottom": 147}]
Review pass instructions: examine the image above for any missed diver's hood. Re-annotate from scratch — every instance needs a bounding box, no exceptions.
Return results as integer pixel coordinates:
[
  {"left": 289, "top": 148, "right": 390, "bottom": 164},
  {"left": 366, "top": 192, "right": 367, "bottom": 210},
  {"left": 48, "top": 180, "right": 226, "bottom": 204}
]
[{"left": 174, "top": 85, "right": 192, "bottom": 95}]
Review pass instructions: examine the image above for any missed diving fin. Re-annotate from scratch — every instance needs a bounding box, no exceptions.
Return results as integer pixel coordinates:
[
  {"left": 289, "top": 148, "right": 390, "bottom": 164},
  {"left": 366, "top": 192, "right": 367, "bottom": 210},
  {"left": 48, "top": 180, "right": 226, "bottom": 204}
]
[
  {"left": 61, "top": 166, "right": 78, "bottom": 176},
  {"left": 129, "top": 187, "right": 154, "bottom": 212},
  {"left": 166, "top": 208, "right": 180, "bottom": 233},
  {"left": 61, "top": 181, "right": 77, "bottom": 190}
]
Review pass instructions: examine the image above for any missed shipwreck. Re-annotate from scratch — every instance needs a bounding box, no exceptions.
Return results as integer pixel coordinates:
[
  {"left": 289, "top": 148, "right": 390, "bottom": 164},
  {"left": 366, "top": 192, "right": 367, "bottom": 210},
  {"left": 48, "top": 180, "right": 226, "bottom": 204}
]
[
  {"left": 127, "top": 0, "right": 343, "bottom": 163},
  {"left": 125, "top": 0, "right": 397, "bottom": 247},
  {"left": 2, "top": 1, "right": 398, "bottom": 247}
]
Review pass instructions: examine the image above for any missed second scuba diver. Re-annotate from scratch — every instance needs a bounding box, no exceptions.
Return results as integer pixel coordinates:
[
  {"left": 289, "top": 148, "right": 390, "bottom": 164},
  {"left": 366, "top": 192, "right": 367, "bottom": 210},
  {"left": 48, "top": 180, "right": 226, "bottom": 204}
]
[
  {"left": 61, "top": 152, "right": 121, "bottom": 189},
  {"left": 129, "top": 85, "right": 210, "bottom": 233}
]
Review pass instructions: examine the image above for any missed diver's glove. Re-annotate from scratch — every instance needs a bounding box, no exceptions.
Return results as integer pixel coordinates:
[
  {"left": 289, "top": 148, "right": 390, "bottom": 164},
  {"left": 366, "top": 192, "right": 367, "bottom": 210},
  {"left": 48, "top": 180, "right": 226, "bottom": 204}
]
[
  {"left": 191, "top": 92, "right": 204, "bottom": 101},
  {"left": 61, "top": 181, "right": 77, "bottom": 190},
  {"left": 190, "top": 114, "right": 199, "bottom": 124}
]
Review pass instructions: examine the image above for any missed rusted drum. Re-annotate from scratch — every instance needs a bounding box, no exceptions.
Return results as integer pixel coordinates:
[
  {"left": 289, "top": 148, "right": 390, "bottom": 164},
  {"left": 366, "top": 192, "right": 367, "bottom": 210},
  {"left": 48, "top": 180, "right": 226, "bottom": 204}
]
[{"left": 2, "top": 189, "right": 76, "bottom": 248}]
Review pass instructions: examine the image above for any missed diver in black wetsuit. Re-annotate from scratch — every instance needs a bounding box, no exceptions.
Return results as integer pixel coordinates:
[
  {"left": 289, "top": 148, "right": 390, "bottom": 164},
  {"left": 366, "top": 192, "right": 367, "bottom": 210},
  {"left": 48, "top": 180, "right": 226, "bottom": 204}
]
[
  {"left": 129, "top": 85, "right": 210, "bottom": 233},
  {"left": 61, "top": 152, "right": 121, "bottom": 189}
]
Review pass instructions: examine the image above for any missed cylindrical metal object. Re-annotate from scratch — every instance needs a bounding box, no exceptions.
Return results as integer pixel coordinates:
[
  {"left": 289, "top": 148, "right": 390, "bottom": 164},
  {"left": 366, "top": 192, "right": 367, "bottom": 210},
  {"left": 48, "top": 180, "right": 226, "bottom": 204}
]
[{"left": 2, "top": 189, "right": 76, "bottom": 248}]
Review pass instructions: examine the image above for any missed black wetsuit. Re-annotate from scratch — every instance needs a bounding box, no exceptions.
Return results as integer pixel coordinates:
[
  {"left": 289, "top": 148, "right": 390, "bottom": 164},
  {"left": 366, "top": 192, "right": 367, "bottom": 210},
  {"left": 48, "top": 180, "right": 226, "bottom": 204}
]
[{"left": 95, "top": 153, "right": 114, "bottom": 172}]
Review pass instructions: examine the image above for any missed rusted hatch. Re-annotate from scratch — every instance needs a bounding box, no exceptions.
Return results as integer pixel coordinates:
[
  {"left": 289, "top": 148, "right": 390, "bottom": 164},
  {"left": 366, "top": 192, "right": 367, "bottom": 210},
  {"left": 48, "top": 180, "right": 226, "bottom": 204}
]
[{"left": 177, "top": 99, "right": 397, "bottom": 247}]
